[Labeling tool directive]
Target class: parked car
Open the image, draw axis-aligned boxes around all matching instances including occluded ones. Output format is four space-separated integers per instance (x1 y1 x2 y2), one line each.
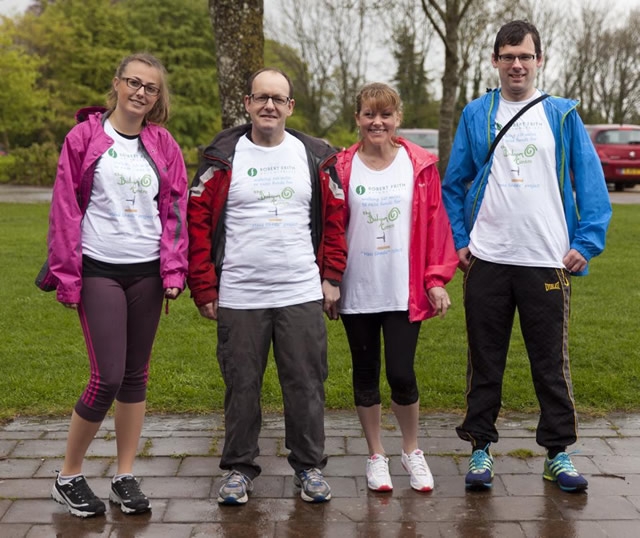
585 124 640 191
396 128 439 156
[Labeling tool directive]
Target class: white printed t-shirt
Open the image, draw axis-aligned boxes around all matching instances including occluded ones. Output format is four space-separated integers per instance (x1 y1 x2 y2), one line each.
469 90 569 267
82 120 161 263
218 133 322 309
339 147 413 313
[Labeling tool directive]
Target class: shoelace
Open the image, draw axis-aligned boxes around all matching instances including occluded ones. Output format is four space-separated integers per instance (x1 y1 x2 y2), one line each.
469 449 492 472
116 477 145 499
70 477 98 502
406 452 429 476
223 470 248 487
550 452 579 474
301 468 325 485
369 456 389 474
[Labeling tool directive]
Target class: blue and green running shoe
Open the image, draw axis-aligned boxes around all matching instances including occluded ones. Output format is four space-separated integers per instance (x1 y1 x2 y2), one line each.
543 452 588 492
465 444 494 490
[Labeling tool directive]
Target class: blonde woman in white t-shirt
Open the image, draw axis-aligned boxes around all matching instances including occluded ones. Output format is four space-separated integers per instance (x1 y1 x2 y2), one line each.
335 83 458 493
45 53 188 518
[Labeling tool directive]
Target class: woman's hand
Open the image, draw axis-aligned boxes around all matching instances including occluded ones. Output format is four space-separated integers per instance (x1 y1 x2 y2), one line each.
62 302 79 310
427 287 451 318
164 287 181 300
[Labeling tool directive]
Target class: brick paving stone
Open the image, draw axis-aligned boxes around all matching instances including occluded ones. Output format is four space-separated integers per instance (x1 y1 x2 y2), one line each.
0 440 18 458
137 476 212 498
191 522 276 537
26 522 111 537
177 456 222 477
111 523 194 538
0 459 41 479
591 456 640 474
255 456 295 476
0 433 42 440
435 521 527 537
0 499 11 519
10 440 66 458
3 419 69 432
33 457 111 479
520 520 608 538
106 456 181 477
608 414 640 429
617 429 640 437
146 437 213 457
489 438 546 456
323 429 363 438
2 500 70 523
324 436 346 456
324 456 367 477
576 429 621 438
587 475 640 495
0 478 56 499
605 437 640 456
319 497 405 522
597 520 640 538
572 438 615 456
628 495 640 512
369 474 509 498
493 455 537 474
552 495 640 520
86 438 147 458
0 524 31 537
456 495 564 522
248 475 285 498
578 418 617 429
275 520 359 537
501 474 579 496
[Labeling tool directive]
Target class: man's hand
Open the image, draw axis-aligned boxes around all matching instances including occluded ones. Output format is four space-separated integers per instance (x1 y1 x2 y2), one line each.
322 280 340 320
563 249 587 273
457 247 471 271
198 300 218 321
427 286 451 318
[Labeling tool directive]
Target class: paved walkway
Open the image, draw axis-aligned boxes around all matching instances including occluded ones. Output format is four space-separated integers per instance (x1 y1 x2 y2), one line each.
1 412 639 537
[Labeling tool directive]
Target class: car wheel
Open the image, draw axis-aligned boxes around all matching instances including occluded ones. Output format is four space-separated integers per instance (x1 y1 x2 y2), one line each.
614 183 625 192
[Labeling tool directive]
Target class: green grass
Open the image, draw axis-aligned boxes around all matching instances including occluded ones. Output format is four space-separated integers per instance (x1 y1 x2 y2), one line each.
0 203 638 420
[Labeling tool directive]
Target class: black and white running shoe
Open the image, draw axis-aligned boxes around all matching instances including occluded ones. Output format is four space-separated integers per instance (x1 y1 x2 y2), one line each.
51 475 106 518
109 476 151 514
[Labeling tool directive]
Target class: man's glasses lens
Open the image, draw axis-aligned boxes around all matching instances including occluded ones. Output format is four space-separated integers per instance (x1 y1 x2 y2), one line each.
498 54 536 64
252 94 290 106
124 77 160 96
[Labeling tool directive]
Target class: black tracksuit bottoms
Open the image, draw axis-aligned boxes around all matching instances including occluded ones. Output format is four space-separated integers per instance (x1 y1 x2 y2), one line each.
456 257 579 449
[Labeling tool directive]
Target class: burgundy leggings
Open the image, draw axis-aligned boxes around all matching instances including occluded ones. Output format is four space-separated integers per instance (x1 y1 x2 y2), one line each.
74 276 164 422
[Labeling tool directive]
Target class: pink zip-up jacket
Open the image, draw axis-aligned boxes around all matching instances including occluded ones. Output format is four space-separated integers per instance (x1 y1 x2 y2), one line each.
47 107 189 304
335 138 458 321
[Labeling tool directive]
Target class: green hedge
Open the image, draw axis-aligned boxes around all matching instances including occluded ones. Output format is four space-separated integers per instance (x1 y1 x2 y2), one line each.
0 143 59 186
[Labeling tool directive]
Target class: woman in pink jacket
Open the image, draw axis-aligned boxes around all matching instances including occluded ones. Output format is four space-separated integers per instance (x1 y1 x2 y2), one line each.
45 53 188 518
335 83 457 493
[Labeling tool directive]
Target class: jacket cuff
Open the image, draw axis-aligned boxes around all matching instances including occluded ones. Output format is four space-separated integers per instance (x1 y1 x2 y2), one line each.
321 268 343 283
192 287 218 308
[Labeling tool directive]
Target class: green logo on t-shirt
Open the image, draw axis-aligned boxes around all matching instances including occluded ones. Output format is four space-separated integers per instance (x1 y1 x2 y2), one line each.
248 167 258 177
355 185 366 195
140 174 152 187
108 148 118 158
495 122 503 132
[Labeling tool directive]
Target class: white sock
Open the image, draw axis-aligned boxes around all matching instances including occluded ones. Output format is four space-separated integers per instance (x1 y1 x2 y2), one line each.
112 473 134 483
57 473 82 485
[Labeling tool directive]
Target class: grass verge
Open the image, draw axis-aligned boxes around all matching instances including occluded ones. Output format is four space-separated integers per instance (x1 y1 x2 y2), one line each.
0 202 638 420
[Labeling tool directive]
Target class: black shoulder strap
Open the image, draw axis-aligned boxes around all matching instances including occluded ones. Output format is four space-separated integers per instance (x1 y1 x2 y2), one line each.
484 93 550 165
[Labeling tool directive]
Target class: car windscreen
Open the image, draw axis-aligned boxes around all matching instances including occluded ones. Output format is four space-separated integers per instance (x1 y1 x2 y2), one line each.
403 133 438 147
595 129 640 145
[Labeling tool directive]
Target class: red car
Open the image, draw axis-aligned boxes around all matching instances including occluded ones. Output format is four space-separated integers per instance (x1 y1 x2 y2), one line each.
585 124 640 191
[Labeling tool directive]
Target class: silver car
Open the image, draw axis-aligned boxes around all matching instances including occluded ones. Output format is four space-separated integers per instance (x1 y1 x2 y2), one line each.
396 128 439 156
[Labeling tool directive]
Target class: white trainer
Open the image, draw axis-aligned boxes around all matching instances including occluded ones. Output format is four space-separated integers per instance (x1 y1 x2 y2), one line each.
401 449 434 491
366 453 393 491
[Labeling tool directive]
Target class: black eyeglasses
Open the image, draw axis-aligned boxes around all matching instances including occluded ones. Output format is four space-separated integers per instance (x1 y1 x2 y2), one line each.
121 77 160 96
249 93 291 106
497 54 537 65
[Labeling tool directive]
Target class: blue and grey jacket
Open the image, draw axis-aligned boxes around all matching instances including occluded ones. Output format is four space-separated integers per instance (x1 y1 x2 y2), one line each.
442 89 612 275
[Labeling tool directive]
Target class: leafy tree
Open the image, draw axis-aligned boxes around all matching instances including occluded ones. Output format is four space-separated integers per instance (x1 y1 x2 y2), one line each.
0 23 48 149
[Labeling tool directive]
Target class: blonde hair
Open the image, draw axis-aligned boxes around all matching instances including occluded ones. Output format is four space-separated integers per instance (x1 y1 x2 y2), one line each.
106 53 170 125
355 82 403 120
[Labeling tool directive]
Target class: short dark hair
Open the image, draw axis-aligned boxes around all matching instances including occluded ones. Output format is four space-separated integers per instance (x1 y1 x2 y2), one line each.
494 20 542 58
246 67 294 98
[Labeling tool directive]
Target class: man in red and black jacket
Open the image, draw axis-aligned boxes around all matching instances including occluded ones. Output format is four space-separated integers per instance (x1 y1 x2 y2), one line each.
187 68 346 506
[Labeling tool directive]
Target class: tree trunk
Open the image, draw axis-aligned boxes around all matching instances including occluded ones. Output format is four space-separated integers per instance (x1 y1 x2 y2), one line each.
209 0 264 129
438 11 459 177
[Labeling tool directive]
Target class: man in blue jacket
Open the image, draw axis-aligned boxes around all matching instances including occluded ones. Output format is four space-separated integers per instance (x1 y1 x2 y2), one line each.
442 20 611 493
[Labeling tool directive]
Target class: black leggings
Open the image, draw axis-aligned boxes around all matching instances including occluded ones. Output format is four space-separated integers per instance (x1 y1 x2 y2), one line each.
341 311 421 407
74 276 164 422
